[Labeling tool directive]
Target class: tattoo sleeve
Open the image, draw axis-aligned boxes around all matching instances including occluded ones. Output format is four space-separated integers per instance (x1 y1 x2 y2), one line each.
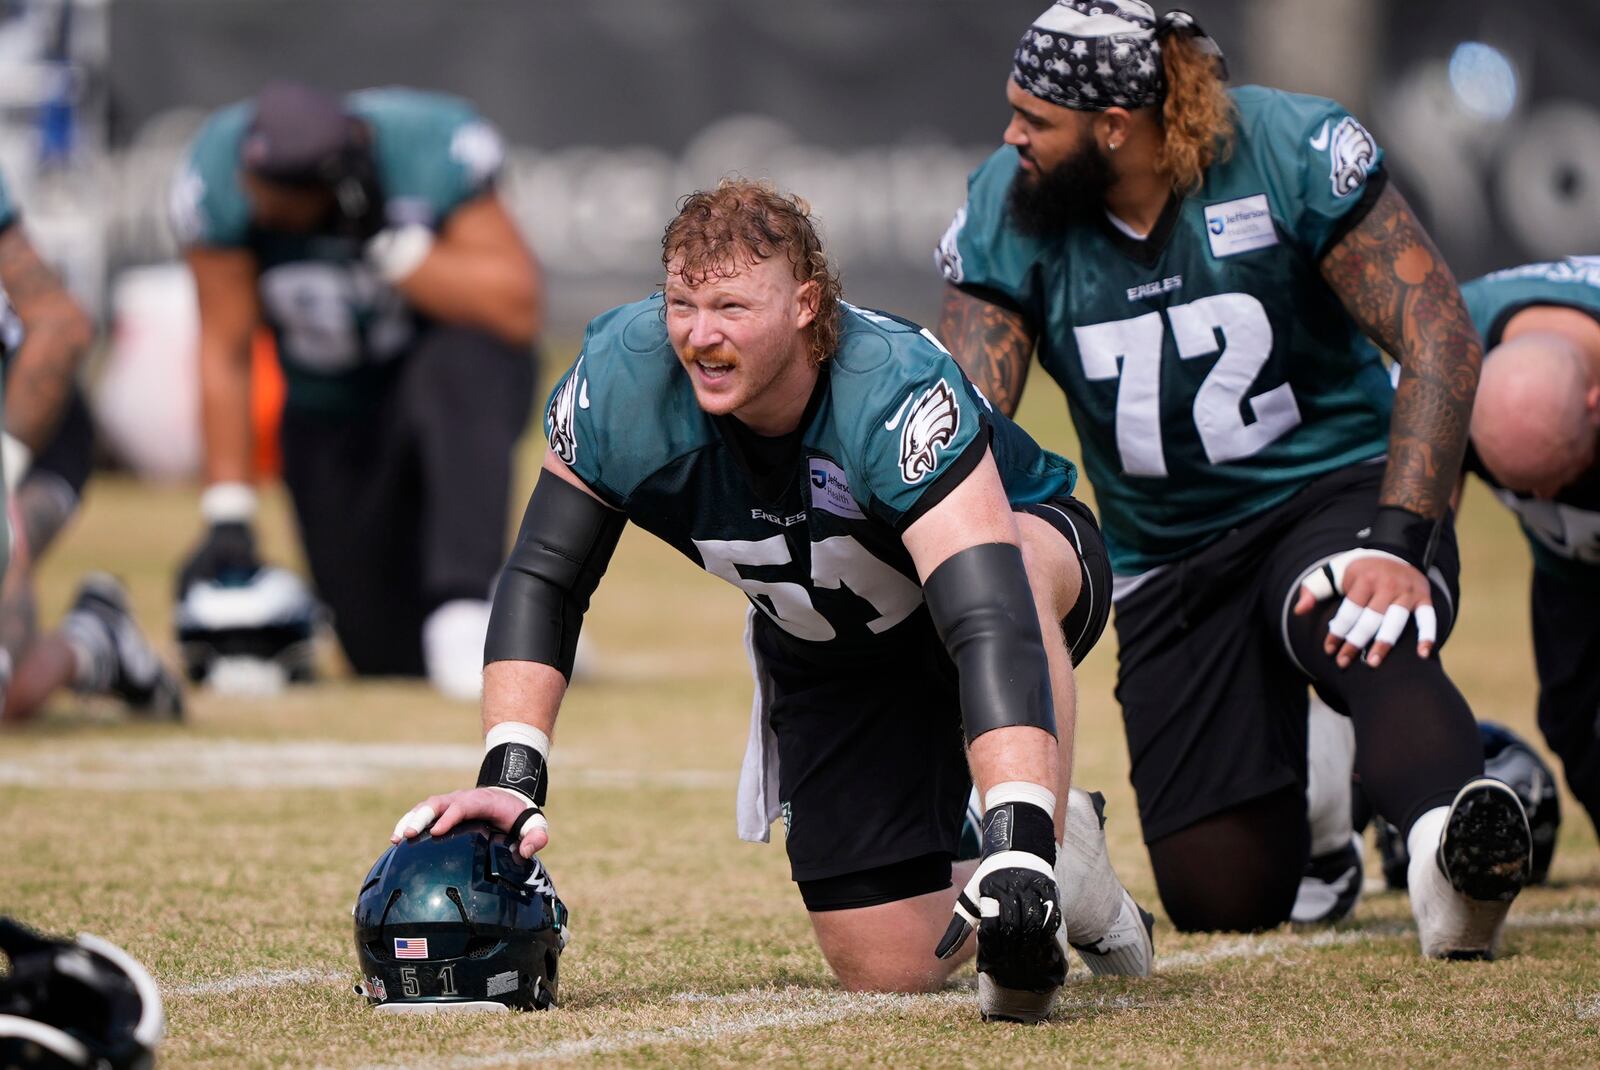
937 285 1036 419
1319 183 1482 519
0 227 91 450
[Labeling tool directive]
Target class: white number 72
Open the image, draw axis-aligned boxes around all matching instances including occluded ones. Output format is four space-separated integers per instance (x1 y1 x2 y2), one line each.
1073 292 1301 477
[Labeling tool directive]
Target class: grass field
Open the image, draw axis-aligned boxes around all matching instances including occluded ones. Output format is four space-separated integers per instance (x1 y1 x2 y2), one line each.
3 383 1599 1068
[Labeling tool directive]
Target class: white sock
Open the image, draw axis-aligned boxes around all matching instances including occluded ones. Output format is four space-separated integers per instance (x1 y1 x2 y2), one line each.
1407 806 1449 870
1056 788 1122 944
423 599 492 702
1305 696 1357 857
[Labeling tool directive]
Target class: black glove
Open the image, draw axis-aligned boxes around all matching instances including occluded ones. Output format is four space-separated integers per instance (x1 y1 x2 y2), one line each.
935 795 1065 994
176 520 261 597
327 145 387 244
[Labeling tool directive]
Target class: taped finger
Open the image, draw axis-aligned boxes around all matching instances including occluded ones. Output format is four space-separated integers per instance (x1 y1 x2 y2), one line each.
1415 604 1438 646
1375 603 1412 648
1345 607 1387 650
1327 598 1364 640
392 803 437 840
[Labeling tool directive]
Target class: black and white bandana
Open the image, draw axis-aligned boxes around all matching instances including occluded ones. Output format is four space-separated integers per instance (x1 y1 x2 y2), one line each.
1011 1 1224 111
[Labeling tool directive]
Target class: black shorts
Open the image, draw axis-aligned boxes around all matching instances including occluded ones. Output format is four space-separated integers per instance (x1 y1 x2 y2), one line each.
279 324 534 675
755 493 1108 911
1111 463 1462 844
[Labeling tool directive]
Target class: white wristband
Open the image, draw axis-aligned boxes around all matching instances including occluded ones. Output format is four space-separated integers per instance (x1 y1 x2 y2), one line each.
365 224 435 284
1 431 31 495
484 721 551 760
200 482 257 524
984 780 1058 818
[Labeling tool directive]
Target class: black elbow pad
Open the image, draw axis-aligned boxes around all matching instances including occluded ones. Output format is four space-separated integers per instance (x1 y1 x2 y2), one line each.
484 471 626 679
922 542 1055 742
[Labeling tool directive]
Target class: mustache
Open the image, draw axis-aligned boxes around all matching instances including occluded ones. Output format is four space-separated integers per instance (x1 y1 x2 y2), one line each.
683 345 739 365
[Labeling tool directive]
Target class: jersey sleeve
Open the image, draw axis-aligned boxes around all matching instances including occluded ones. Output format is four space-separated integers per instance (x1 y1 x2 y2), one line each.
359 90 505 225
852 347 991 529
1243 89 1386 259
542 297 691 510
935 147 1047 319
168 103 253 249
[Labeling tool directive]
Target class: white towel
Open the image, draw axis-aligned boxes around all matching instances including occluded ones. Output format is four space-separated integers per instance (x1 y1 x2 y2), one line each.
735 609 782 843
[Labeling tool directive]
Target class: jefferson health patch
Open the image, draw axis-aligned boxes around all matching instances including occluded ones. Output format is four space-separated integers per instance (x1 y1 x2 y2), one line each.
1205 194 1277 259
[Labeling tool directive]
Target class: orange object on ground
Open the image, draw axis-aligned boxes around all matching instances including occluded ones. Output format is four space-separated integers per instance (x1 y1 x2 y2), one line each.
251 328 285 478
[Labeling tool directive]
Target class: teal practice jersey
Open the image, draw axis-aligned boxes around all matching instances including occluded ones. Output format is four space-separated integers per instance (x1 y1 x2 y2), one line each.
1462 258 1600 588
940 86 1395 573
546 296 1077 651
171 88 505 411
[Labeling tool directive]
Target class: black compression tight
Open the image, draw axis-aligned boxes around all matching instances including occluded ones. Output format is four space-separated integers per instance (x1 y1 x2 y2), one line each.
1288 597 1482 838
1148 784 1309 933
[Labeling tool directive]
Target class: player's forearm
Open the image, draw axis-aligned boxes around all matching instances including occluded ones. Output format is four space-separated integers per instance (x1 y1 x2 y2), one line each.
937 286 1034 418
197 334 255 485
968 725 1060 808
1320 184 1481 520
481 660 564 741
394 245 541 348
3 301 91 450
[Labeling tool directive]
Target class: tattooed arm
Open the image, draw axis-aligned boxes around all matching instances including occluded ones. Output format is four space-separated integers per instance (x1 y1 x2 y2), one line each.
938 286 1037 418
1319 182 1481 520
0 225 92 452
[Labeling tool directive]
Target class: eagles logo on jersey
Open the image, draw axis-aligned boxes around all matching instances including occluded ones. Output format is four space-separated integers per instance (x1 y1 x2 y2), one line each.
547 354 584 465
898 379 961 484
1325 116 1377 198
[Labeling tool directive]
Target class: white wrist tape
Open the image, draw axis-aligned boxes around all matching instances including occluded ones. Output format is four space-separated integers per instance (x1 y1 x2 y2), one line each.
984 780 1058 819
200 482 257 524
1 431 31 495
365 224 435 284
484 721 551 760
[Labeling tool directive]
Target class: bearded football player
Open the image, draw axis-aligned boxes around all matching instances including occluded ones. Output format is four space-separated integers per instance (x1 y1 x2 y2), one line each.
394 180 1154 1022
935 1 1532 957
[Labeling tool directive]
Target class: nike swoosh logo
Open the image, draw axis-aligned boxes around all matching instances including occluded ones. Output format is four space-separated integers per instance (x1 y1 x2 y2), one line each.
578 379 590 409
1309 119 1331 151
884 393 914 431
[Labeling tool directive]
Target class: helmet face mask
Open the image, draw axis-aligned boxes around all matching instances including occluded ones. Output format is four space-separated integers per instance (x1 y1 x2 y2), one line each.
353 821 568 1013
0 918 165 1070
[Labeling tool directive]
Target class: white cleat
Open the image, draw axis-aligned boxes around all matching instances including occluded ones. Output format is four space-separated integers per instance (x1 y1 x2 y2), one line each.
1070 885 1155 977
1411 778 1532 960
1059 789 1156 978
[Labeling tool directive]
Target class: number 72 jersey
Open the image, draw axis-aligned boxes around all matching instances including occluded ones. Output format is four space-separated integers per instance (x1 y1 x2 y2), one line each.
940 86 1397 574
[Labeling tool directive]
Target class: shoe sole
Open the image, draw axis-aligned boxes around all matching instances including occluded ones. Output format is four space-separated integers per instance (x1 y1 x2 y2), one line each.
1439 778 1531 903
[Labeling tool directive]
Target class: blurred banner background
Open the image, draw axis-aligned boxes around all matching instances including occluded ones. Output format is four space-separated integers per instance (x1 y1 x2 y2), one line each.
0 0 1596 349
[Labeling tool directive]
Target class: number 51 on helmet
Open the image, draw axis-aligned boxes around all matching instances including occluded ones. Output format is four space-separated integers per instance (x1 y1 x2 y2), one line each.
353 820 569 1013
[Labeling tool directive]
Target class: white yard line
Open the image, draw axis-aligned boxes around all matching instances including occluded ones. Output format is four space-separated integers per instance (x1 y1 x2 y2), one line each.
0 739 733 791
166 967 349 997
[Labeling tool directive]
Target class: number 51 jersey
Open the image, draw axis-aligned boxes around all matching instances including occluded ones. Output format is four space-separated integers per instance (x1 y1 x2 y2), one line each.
545 295 1077 653
940 86 1396 575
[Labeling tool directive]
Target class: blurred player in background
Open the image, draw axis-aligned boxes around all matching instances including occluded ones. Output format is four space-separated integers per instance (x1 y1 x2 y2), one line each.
169 81 542 700
0 167 183 725
935 0 1530 957
394 181 1155 1023
1458 256 1600 842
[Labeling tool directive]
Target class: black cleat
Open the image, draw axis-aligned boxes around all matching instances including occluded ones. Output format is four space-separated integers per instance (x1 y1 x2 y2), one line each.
1292 833 1364 924
63 574 185 720
1438 778 1531 903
